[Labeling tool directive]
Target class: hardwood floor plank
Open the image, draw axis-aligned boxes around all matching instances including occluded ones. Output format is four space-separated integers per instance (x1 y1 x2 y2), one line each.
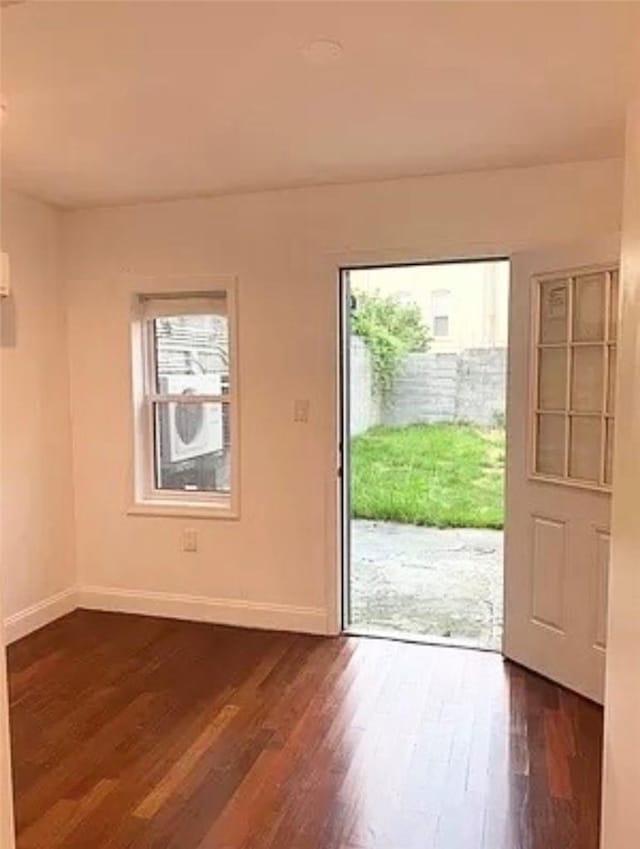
134 703 241 820
7 611 603 849
19 778 116 849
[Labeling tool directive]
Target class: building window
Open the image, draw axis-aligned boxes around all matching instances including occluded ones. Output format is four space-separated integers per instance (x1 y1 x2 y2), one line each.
431 289 451 337
132 288 237 515
532 266 618 491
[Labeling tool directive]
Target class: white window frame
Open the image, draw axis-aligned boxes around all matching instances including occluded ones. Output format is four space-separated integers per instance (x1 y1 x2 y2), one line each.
529 264 618 493
129 278 239 519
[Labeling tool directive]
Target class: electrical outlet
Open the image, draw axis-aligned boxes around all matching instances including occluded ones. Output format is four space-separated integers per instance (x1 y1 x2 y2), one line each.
294 399 310 423
183 528 198 553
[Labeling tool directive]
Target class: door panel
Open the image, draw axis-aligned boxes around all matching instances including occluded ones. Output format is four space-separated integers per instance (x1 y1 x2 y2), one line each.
505 238 619 704
593 529 610 652
531 515 567 632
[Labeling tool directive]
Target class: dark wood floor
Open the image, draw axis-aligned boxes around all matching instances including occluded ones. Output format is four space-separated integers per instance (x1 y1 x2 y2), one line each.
7 611 603 849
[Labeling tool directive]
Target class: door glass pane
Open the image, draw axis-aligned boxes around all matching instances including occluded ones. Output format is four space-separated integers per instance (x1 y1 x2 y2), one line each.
154 401 231 493
538 348 567 410
605 419 615 485
571 346 603 412
573 272 605 342
569 416 601 482
536 414 566 477
607 346 617 414
539 278 569 343
609 270 619 341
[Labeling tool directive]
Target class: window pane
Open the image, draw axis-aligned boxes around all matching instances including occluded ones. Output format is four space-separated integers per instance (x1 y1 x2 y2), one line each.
609 270 619 341
536 414 565 477
153 311 229 395
433 315 449 337
573 272 605 342
154 401 231 493
605 419 615 485
571 346 603 413
539 278 569 343
607 346 617 415
569 416 601 483
538 348 567 410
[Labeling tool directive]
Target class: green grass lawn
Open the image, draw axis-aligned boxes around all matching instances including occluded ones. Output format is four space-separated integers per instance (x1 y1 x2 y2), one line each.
351 423 505 529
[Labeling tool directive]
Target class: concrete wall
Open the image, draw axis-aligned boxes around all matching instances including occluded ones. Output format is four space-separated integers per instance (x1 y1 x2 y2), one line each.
351 341 506 431
454 348 507 426
350 336 380 436
385 352 457 425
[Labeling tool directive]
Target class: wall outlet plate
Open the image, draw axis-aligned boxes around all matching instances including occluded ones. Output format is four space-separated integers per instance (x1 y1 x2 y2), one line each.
294 399 310 423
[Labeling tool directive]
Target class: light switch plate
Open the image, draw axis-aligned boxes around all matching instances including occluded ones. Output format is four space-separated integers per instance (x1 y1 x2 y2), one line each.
0 252 9 297
183 528 198 553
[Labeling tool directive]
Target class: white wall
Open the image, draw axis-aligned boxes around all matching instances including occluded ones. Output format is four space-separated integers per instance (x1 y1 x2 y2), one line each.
0 188 76 848
601 99 640 849
62 158 623 632
1 190 76 640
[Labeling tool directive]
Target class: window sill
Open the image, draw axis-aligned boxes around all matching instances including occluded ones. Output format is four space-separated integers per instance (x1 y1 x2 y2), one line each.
127 499 238 520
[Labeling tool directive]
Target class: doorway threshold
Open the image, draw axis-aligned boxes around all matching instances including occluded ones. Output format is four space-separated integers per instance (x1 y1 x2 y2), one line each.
343 624 502 655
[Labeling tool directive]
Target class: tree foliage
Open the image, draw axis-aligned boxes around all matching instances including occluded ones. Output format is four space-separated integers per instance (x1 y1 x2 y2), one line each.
352 290 430 398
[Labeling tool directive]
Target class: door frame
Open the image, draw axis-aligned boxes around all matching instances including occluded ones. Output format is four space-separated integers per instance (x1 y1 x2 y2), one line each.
338 268 353 630
338 255 511 640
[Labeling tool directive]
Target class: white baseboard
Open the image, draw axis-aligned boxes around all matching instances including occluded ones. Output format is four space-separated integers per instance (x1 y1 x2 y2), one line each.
3 586 330 644
77 586 330 635
3 587 78 645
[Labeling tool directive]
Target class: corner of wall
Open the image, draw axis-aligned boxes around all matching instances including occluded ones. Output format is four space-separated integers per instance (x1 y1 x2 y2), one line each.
1 189 79 640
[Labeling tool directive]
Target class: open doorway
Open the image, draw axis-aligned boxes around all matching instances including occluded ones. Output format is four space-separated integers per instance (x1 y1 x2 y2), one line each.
341 259 510 650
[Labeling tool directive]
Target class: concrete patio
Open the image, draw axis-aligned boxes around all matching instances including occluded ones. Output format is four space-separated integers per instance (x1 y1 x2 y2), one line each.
349 520 503 650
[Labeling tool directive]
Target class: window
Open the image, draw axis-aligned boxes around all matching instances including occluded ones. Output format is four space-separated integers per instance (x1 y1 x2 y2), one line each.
532 266 618 490
431 289 451 337
131 288 237 515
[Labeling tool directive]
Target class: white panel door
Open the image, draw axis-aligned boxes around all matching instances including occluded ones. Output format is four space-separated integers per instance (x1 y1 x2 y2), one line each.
504 238 619 704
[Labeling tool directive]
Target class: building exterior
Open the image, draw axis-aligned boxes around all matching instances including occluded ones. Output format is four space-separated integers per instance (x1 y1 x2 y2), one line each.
350 260 509 353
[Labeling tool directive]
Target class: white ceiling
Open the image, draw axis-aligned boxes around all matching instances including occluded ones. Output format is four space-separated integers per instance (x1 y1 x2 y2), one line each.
1 1 637 208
